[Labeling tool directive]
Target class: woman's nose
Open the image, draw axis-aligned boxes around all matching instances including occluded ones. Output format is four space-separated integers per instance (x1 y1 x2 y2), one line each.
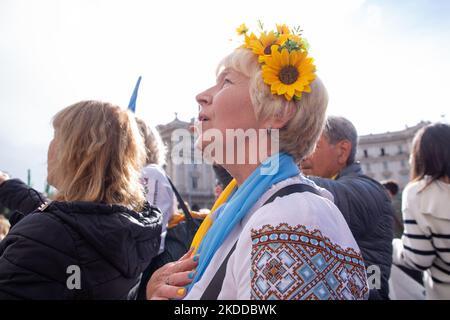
196 90 212 107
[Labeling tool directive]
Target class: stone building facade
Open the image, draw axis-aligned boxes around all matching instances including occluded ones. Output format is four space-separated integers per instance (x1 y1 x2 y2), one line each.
356 121 430 189
156 116 216 210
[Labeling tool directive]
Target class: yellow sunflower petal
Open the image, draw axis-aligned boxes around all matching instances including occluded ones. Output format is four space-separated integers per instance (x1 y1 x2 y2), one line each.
293 81 305 91
271 82 283 93
260 31 276 45
262 71 280 83
287 86 296 98
262 71 281 85
278 34 289 46
243 32 257 49
266 46 282 68
289 51 301 66
280 48 290 65
262 69 280 86
250 41 264 55
276 24 290 35
262 63 281 74
284 92 293 101
278 84 288 94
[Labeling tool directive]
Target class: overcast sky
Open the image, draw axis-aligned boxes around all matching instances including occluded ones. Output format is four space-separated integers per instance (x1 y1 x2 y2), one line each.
1 0 449 190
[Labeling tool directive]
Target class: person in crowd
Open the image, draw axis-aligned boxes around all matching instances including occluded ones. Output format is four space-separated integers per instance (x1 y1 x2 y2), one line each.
301 116 394 300
0 100 162 299
212 163 233 199
381 179 423 288
136 117 177 254
0 214 10 241
382 180 399 200
382 180 404 238
392 123 450 300
145 23 368 300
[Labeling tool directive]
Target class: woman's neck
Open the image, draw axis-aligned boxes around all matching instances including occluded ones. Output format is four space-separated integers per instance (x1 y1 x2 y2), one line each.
223 163 259 186
220 147 278 186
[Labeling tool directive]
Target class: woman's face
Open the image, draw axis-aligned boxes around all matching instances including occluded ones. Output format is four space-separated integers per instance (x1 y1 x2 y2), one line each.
47 130 60 188
195 68 263 160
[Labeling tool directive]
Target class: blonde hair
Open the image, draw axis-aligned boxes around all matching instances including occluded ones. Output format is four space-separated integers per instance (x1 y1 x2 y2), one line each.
218 48 328 163
0 216 10 241
135 117 166 166
51 100 146 210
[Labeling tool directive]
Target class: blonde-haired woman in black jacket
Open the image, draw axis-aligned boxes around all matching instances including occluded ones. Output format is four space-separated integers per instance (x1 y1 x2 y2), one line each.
0 100 162 299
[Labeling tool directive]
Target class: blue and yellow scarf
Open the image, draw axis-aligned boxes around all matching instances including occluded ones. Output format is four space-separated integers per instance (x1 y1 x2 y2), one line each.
189 152 299 289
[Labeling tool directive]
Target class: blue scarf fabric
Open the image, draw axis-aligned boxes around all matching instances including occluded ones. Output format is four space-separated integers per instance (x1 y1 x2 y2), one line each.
189 152 300 289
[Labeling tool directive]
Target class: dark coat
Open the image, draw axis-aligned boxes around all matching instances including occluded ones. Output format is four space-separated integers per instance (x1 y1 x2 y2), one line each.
309 163 394 300
0 179 162 300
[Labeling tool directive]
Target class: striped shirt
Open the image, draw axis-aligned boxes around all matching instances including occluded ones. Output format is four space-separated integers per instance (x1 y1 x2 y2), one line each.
393 178 450 300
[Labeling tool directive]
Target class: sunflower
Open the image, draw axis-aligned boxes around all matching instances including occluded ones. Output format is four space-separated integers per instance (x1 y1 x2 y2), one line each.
236 23 249 35
241 32 257 49
261 46 316 101
276 24 291 35
249 31 286 62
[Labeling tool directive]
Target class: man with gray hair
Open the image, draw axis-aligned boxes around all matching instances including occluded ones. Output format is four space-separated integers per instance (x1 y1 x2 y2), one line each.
301 116 394 300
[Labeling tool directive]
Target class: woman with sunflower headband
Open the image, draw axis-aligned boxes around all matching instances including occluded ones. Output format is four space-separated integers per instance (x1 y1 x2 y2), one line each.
146 23 368 300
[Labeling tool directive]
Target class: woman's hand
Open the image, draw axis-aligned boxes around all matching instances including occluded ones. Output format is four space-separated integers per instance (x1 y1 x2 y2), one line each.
0 171 10 186
146 248 199 300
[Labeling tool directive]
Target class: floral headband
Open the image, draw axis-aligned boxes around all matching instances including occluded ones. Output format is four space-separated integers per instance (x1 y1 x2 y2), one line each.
236 22 316 102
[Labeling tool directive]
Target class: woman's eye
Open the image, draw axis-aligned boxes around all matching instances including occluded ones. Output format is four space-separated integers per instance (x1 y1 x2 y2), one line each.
223 78 232 85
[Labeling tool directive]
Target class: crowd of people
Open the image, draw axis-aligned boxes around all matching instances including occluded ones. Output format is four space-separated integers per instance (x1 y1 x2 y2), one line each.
0 23 449 300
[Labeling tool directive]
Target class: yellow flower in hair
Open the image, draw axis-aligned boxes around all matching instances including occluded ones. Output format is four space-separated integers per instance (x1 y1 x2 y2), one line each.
276 24 291 35
286 33 303 45
241 32 258 49
261 46 316 101
236 23 249 35
249 31 285 62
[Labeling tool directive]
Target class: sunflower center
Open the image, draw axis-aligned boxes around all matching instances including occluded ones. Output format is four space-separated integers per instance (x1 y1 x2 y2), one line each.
279 65 299 85
264 42 276 55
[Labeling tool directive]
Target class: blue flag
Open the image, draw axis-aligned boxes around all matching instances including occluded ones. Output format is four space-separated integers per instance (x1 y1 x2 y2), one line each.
128 76 142 113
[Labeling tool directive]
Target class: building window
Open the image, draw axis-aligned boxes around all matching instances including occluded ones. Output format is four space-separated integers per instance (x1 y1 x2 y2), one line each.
398 145 403 154
401 159 406 168
365 163 371 172
192 176 198 189
383 161 389 170
364 150 368 158
380 148 386 156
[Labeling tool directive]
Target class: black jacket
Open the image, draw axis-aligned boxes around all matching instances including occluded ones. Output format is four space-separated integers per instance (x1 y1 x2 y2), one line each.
0 179 162 300
309 163 394 300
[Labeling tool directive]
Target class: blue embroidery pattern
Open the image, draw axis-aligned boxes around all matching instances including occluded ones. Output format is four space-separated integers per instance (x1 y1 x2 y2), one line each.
251 224 368 300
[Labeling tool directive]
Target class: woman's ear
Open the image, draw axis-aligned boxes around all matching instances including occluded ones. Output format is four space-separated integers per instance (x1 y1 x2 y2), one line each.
268 100 296 129
272 101 296 129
